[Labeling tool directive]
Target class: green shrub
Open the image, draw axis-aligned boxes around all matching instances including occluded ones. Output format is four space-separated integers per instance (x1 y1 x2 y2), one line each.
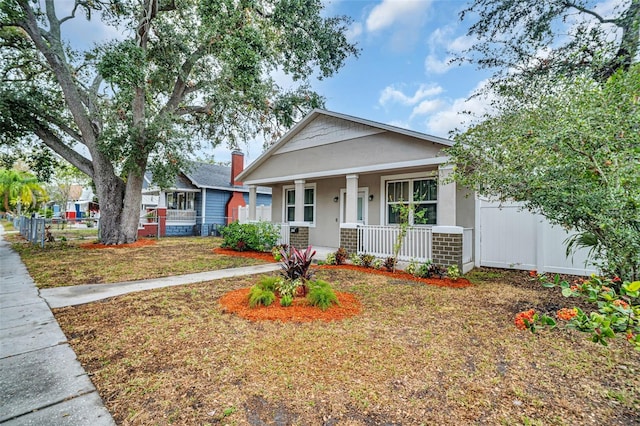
280 294 293 307
220 221 280 252
257 276 279 292
350 253 362 266
248 285 275 308
276 278 301 299
446 265 461 280
325 252 337 265
307 279 338 311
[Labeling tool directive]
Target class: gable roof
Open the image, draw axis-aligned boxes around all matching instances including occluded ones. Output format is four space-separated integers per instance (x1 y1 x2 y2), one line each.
237 109 453 184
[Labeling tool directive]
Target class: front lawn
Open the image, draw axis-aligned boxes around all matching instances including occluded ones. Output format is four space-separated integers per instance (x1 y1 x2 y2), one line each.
54 268 640 425
9 236 270 288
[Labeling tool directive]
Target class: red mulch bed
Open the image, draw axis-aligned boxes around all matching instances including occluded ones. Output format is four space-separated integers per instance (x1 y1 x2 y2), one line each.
80 239 157 249
315 264 472 288
213 247 277 262
219 288 361 322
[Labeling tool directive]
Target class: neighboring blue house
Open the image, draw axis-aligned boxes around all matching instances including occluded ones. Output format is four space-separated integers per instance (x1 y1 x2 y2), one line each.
141 151 272 237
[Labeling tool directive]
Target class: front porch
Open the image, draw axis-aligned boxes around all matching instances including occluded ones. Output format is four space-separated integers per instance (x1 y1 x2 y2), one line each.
276 222 474 273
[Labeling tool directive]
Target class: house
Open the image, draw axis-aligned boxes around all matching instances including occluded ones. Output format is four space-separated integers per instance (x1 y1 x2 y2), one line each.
140 151 272 237
236 109 475 273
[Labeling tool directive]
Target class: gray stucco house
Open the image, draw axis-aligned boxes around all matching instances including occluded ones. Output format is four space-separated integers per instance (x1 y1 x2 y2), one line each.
236 109 475 272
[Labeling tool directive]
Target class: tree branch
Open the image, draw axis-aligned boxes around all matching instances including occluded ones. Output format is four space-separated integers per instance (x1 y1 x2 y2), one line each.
563 1 617 24
33 124 94 178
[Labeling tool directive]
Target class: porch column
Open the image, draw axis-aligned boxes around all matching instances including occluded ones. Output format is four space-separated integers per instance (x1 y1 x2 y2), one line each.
437 165 456 226
248 185 257 221
294 179 306 223
345 174 359 224
157 190 166 208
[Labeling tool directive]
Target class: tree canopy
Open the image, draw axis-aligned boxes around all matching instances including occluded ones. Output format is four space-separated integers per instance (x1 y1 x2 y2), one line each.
0 168 48 213
448 65 640 280
0 0 358 244
458 0 640 85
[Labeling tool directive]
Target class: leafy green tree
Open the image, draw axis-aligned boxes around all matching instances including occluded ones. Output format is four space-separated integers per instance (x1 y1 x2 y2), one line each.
0 0 357 244
0 168 48 213
459 0 639 84
448 66 640 280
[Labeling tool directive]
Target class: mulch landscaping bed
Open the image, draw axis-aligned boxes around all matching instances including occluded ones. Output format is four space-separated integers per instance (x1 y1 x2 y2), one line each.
316 264 472 288
219 288 361 322
80 238 157 249
213 247 277 262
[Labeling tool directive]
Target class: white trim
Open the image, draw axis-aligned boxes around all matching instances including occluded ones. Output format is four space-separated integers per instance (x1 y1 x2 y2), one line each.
242 156 449 186
282 183 317 225
432 225 463 234
339 223 359 229
379 171 439 226
201 190 206 225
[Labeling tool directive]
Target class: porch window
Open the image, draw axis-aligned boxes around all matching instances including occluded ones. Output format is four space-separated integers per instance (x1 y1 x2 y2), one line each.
284 186 315 223
166 192 195 210
386 178 437 225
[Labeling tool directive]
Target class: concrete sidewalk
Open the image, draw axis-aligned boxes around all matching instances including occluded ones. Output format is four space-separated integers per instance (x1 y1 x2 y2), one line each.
0 225 115 425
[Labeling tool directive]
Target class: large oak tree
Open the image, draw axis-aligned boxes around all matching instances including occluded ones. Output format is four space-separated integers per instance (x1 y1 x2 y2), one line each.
0 0 357 244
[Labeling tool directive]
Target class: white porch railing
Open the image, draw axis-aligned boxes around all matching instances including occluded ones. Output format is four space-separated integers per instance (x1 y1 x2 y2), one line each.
278 223 290 246
166 209 196 223
237 205 272 223
357 225 432 262
463 228 473 264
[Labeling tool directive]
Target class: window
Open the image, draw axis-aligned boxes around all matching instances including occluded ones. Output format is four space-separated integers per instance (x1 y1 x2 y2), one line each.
166 192 195 210
284 185 315 223
386 178 437 225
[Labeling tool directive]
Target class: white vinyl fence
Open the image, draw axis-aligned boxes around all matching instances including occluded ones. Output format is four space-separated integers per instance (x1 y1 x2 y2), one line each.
237 205 271 223
477 199 597 276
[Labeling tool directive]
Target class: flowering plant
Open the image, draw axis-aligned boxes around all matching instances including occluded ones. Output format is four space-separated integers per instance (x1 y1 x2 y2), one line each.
517 274 640 350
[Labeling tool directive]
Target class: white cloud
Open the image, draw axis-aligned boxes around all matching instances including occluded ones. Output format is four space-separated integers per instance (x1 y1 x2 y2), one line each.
423 79 496 137
379 83 443 106
366 0 432 33
410 98 444 118
424 54 454 74
346 22 363 41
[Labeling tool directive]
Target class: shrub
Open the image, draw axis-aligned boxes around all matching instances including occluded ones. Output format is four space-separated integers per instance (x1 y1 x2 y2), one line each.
248 285 275 308
257 276 279 292
446 265 461 280
372 259 383 270
271 244 288 261
220 221 281 252
359 253 375 268
350 253 362 266
307 279 338 311
279 245 316 283
276 278 302 299
280 294 293 307
334 247 348 265
325 252 337 265
383 256 396 271
405 259 418 275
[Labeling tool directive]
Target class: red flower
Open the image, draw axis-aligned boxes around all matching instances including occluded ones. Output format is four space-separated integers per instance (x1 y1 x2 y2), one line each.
515 309 536 330
557 308 578 321
627 331 635 341
570 285 579 292
612 276 621 283
529 270 537 277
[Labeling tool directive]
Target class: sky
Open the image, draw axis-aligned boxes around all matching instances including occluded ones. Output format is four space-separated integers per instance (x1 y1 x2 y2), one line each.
59 0 621 165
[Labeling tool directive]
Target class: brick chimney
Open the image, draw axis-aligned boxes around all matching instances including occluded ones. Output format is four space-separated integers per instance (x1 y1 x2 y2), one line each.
230 150 244 187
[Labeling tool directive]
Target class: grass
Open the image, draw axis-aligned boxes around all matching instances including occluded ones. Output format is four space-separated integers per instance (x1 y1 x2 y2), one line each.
7 235 269 288
52 268 640 425
7 233 639 424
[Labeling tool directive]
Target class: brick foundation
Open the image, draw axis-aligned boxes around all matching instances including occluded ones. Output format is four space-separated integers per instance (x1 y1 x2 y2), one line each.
289 226 309 249
432 232 463 270
339 227 358 255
